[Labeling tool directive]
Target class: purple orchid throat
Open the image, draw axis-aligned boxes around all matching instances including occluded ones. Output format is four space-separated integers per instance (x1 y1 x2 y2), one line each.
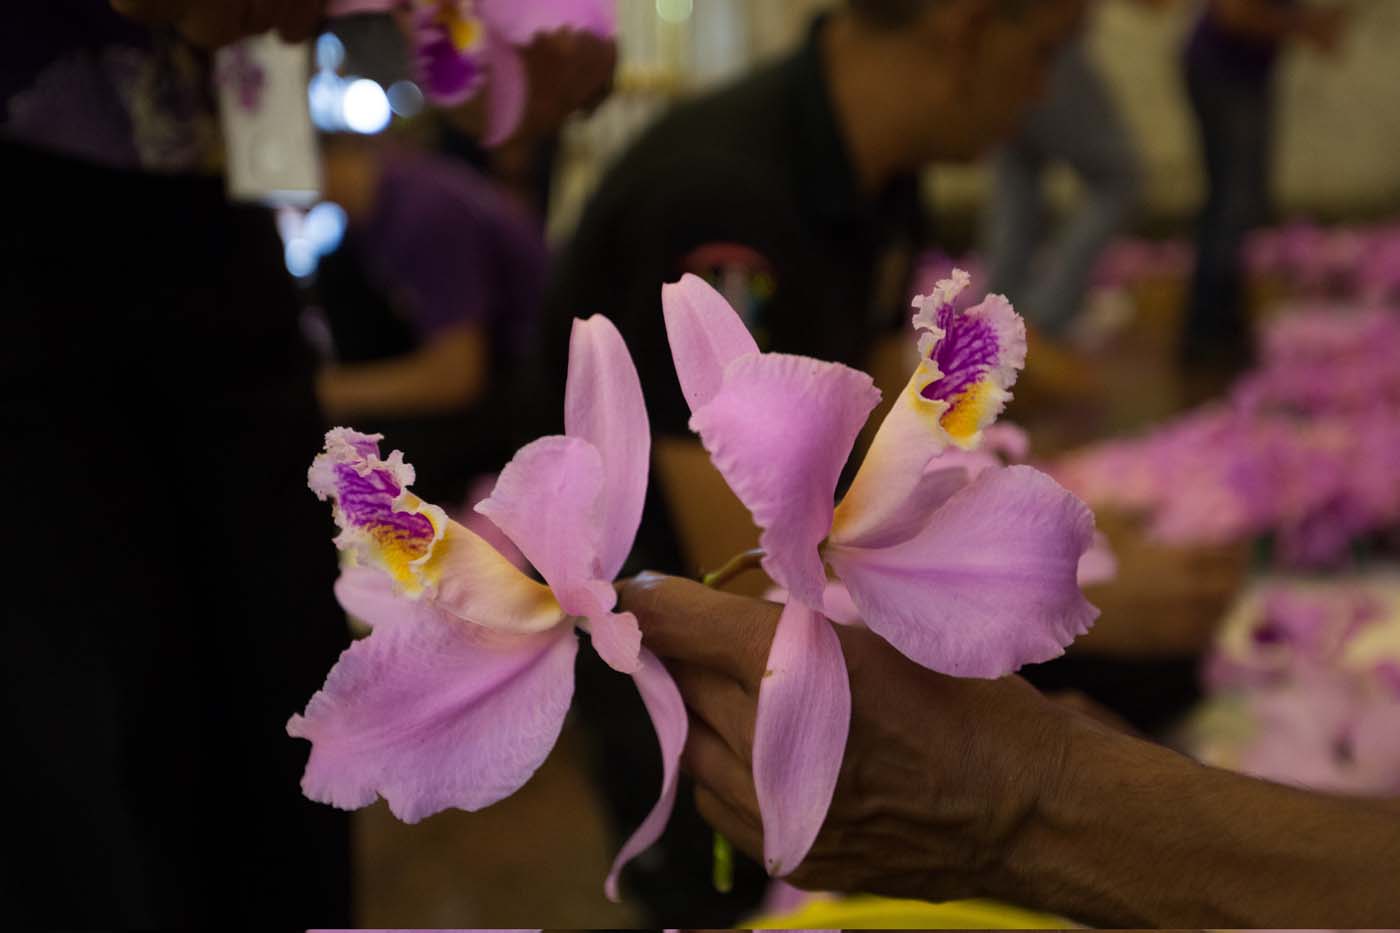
332 462 435 548
921 301 1001 403
419 31 485 99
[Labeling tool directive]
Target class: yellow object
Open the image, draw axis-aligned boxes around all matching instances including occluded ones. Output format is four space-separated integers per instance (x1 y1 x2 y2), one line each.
751 893 1075 930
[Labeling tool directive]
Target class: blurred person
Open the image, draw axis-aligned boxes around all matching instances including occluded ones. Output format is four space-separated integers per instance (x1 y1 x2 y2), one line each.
1181 0 1348 387
532 0 1087 922
1 0 343 925
621 574 1400 929
313 135 551 505
983 0 1171 362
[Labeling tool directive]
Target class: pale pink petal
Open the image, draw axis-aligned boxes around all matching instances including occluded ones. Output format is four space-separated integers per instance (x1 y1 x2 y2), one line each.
754 601 851 876
830 361 953 549
821 580 862 626
690 353 879 607
475 435 605 597
333 564 407 630
565 315 650 580
478 0 617 45
662 273 761 412
828 465 1098 678
604 649 687 901
427 522 567 634
481 38 527 147
562 579 642 675
288 605 578 822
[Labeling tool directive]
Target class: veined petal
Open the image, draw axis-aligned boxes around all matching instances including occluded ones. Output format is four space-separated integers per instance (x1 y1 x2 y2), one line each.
662 273 761 412
754 601 851 876
475 435 607 597
309 428 448 598
565 315 651 580
480 38 527 146
918 292 1027 450
690 353 879 607
604 649 687 902
831 359 955 549
828 465 1097 678
333 564 411 631
288 603 578 822
478 0 617 45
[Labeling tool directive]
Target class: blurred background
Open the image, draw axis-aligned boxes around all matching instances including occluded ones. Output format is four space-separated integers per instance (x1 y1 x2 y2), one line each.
5 0 1398 928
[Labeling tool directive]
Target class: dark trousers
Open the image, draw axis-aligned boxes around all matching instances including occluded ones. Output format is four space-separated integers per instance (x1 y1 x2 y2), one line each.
1183 61 1275 367
1 143 351 927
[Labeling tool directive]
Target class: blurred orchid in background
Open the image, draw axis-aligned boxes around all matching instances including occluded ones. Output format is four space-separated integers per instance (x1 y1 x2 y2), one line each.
288 315 681 902
328 0 615 143
663 271 1099 875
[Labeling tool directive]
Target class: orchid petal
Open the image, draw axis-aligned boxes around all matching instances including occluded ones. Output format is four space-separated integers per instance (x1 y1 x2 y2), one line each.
288 604 578 822
309 428 447 597
662 274 761 412
426 521 568 633
828 465 1098 678
754 601 851 876
478 0 617 45
917 293 1027 449
565 315 651 580
830 357 959 546
476 435 606 596
563 579 642 675
690 353 878 606
333 564 407 631
604 649 687 901
481 38 527 146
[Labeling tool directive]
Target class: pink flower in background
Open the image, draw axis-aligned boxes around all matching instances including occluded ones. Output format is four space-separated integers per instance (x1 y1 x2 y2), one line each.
289 315 681 902
664 271 1098 875
329 0 615 144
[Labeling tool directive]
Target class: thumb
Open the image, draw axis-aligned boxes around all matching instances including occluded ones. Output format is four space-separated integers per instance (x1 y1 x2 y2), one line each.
618 573 778 688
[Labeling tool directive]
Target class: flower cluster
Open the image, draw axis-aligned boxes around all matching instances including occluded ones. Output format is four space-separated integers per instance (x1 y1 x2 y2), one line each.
328 0 614 143
1184 574 1400 796
1055 307 1400 569
288 271 1101 892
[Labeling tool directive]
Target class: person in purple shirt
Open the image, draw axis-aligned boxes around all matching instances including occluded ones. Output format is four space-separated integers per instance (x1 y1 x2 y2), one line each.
1181 0 1346 387
313 136 553 505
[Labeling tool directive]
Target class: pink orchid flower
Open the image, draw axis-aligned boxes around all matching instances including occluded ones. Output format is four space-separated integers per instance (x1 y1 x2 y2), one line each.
329 0 614 144
287 316 681 902
663 271 1099 875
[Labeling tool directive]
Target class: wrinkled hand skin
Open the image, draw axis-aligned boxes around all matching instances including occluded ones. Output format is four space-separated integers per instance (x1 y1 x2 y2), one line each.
110 0 326 48
618 573 1073 903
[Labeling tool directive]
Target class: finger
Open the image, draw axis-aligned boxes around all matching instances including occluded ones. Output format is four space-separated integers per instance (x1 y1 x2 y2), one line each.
694 785 763 861
672 662 756 764
619 573 777 687
684 717 761 821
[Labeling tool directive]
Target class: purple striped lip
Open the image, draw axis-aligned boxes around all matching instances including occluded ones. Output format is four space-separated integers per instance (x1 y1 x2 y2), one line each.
920 302 1000 404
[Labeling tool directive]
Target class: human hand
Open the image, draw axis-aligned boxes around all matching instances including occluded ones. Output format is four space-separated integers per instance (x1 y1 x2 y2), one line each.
1298 6 1348 55
619 573 1074 901
110 0 327 48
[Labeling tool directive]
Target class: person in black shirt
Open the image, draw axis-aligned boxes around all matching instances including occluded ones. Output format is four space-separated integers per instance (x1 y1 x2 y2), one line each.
534 0 1088 923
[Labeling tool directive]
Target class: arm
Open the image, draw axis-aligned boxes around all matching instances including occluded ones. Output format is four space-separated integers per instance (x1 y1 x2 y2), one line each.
110 0 325 47
1210 0 1347 50
621 575 1400 928
316 322 488 420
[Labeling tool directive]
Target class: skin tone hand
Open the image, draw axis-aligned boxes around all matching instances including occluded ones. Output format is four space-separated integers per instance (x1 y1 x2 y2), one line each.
619 573 1067 903
109 0 326 48
621 573 1400 928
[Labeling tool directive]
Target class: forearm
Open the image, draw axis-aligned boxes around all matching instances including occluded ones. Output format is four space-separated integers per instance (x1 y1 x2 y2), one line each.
996 718 1400 927
318 354 482 419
